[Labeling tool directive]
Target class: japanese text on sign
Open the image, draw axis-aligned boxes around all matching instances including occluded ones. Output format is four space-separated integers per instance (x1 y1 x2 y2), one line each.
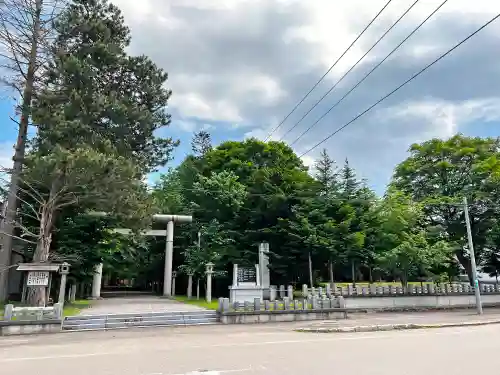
237 267 256 283
26 271 49 286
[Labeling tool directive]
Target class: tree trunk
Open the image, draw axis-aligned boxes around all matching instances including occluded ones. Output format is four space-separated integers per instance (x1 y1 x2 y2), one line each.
401 272 409 291
368 266 373 283
328 259 334 285
26 211 53 306
0 0 44 301
26 179 58 306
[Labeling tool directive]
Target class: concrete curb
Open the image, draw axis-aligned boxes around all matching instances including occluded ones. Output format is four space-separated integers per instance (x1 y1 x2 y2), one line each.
295 319 500 333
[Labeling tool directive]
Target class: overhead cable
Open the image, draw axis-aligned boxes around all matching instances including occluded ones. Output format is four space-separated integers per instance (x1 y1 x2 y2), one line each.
290 0 448 147
299 13 500 157
263 0 394 141
280 0 423 142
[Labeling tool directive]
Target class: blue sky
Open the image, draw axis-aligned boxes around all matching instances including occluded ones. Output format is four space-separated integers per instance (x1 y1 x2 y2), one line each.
1 0 499 195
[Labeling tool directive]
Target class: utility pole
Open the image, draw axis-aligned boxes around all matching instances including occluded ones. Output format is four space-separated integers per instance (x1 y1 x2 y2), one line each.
196 231 201 300
463 197 483 315
308 252 313 287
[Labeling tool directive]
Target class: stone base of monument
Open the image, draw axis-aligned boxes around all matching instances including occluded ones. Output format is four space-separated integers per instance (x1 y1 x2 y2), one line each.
229 264 265 303
229 283 264 303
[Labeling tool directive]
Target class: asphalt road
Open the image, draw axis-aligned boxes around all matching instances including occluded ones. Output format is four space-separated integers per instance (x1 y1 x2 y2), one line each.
1 323 499 375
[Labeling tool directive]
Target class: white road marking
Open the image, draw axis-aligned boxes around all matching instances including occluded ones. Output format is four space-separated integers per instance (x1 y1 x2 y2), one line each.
141 368 253 375
173 368 252 375
0 325 497 363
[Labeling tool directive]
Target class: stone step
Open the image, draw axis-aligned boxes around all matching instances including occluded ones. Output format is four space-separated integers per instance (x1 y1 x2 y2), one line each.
65 310 217 321
62 310 219 331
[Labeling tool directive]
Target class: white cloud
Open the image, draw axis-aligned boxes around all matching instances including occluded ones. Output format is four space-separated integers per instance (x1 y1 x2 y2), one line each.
379 97 500 140
0 142 14 170
0 142 14 191
300 155 315 168
176 119 197 133
110 0 500 190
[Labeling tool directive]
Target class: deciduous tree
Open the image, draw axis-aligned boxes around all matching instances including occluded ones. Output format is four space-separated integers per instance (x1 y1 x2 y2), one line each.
392 134 500 281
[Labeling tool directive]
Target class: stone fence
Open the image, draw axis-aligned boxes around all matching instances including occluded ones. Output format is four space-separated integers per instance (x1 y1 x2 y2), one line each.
300 283 500 311
302 283 500 298
3 303 63 321
218 296 347 324
1 304 63 336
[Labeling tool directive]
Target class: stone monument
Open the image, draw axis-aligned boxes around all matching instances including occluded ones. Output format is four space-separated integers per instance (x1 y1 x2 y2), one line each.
258 242 271 298
229 263 263 303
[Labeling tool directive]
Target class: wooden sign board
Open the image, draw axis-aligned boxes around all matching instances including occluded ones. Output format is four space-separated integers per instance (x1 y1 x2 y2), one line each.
26 271 49 286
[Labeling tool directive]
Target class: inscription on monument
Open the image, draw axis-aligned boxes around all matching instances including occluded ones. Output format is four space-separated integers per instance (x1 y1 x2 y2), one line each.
237 267 256 283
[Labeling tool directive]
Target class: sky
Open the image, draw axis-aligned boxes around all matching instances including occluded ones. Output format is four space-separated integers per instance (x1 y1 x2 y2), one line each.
0 0 499 194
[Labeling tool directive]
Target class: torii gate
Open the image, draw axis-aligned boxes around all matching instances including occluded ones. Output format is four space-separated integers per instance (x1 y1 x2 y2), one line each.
90 213 192 298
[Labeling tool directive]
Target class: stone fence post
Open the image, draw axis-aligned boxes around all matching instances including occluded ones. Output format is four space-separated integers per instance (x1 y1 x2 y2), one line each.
4 304 13 320
302 284 308 297
53 303 63 320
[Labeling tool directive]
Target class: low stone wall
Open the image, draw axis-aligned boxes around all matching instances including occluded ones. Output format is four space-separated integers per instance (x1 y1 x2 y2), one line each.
298 283 500 311
218 296 348 324
2 303 63 336
3 303 63 320
343 293 500 310
0 320 62 336
303 282 500 299
220 309 347 324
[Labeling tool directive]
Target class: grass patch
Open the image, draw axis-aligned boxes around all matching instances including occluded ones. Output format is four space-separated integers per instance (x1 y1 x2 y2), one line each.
173 295 219 310
63 299 91 317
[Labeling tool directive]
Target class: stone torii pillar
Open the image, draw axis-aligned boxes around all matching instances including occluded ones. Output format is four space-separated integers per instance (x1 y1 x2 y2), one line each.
89 212 193 298
154 215 193 297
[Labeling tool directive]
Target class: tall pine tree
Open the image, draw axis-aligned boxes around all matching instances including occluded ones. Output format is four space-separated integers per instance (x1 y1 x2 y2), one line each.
314 149 339 196
191 130 213 157
23 0 177 305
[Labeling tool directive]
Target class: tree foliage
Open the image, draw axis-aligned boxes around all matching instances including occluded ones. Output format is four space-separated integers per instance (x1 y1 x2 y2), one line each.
5 2 499 304
392 134 500 279
10 0 177 305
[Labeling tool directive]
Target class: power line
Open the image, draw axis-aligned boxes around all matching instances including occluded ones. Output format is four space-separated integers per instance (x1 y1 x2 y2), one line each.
263 0 394 141
289 0 448 147
279 0 422 143
299 13 500 158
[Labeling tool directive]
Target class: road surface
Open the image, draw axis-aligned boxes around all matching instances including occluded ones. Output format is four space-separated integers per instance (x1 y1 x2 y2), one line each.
1 322 499 374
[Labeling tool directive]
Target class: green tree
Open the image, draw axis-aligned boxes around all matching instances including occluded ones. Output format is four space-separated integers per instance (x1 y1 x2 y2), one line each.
0 0 63 301
20 0 177 305
185 170 246 274
375 190 452 286
483 223 500 282
20 147 152 305
314 149 339 195
191 130 212 157
163 138 316 286
340 159 360 200
337 160 372 285
152 168 187 214
392 134 500 281
179 219 232 286
34 0 177 173
190 170 247 222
